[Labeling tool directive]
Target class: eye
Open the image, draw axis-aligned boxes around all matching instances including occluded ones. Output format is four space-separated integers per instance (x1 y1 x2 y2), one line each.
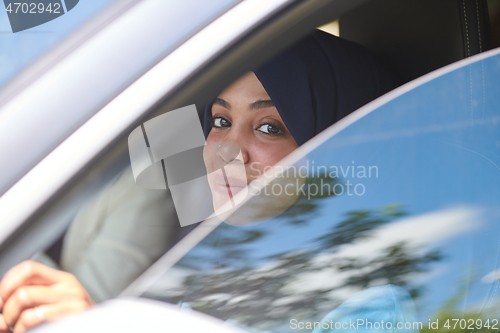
212 116 231 128
257 123 283 135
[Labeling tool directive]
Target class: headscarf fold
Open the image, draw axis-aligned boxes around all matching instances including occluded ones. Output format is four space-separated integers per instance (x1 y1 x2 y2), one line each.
204 29 398 146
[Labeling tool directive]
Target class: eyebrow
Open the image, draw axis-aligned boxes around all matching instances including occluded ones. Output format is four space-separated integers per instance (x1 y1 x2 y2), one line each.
250 99 274 110
213 98 275 110
213 98 230 108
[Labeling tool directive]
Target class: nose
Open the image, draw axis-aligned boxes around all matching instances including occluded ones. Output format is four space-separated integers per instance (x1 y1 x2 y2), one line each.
217 142 241 163
215 124 250 164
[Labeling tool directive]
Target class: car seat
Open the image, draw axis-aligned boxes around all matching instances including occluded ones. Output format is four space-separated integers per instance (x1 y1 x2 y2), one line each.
340 0 492 83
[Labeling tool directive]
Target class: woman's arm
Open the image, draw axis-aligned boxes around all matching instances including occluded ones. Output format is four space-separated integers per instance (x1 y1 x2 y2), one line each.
0 261 93 333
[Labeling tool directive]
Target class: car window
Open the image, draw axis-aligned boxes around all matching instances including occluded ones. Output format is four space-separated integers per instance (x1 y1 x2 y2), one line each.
134 50 500 332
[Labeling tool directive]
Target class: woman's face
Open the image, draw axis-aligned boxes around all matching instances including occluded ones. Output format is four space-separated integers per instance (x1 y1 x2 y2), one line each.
204 72 299 212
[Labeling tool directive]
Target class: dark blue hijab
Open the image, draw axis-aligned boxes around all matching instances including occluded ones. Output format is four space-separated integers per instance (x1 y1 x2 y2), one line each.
204 30 398 146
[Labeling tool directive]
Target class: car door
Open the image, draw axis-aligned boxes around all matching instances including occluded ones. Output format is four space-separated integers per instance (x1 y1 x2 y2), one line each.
0 0 498 332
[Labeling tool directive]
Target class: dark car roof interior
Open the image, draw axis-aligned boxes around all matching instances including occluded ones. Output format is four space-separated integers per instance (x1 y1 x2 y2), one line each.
340 0 493 83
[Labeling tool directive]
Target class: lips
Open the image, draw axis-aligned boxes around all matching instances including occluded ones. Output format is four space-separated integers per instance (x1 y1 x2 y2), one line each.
211 174 246 196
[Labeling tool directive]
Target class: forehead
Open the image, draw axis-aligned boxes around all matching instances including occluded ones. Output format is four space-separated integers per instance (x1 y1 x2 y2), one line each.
217 72 271 102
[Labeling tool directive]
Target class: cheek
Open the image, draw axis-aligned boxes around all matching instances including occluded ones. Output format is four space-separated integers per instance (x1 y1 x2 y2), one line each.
206 130 224 142
204 134 217 171
247 141 297 178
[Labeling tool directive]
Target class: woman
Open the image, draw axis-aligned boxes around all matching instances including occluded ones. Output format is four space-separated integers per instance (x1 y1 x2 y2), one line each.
0 30 397 333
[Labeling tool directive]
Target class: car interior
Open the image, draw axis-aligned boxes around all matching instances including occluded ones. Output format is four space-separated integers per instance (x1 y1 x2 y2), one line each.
0 0 499 325
340 0 493 83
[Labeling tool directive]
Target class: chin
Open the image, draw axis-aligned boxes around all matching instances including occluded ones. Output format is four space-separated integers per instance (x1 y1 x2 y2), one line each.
214 173 306 226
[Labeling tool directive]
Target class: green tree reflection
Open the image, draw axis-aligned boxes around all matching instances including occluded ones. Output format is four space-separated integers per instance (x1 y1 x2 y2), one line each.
150 194 443 330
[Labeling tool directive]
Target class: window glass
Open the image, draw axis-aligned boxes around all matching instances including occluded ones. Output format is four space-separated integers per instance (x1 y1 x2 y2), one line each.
139 52 500 332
